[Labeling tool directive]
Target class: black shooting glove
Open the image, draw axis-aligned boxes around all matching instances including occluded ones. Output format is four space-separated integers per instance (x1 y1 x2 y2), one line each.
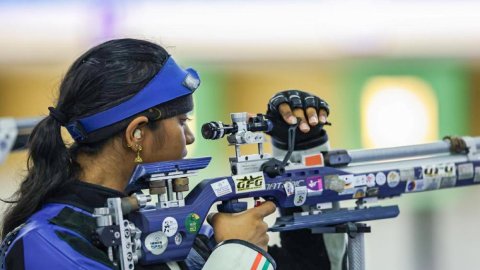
266 90 330 151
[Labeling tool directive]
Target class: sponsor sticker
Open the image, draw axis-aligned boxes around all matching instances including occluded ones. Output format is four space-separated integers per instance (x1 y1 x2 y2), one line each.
284 181 295 196
366 187 379 197
339 174 355 195
366 173 376 187
422 165 441 190
475 167 480 183
440 176 457 188
233 172 265 194
185 213 201 234
294 186 308 206
324 175 345 193
440 163 457 188
162 217 178 237
174 232 183 245
353 187 367 199
458 163 474 180
145 231 168 255
354 175 367 187
387 171 400 188
340 174 355 189
210 179 233 197
405 180 425 193
400 168 415 181
376 172 387 186
306 176 323 193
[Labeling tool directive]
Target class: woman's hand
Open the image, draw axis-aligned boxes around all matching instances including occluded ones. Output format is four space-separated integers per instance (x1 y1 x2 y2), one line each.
207 201 276 251
266 90 330 150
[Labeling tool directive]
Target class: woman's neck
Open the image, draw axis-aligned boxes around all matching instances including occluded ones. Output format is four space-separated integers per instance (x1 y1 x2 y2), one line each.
76 141 135 192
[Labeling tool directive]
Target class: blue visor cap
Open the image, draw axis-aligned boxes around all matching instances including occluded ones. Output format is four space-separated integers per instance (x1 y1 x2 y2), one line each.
66 57 200 142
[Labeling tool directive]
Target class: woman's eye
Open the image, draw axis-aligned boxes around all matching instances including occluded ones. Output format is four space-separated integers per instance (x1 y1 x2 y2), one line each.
180 117 192 125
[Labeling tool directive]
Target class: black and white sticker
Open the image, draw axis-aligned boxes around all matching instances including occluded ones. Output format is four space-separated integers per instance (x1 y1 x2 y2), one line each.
440 163 457 188
376 172 387 186
422 165 441 190
354 175 367 187
458 163 474 180
162 217 178 237
400 168 415 181
145 231 168 255
211 179 233 197
294 186 308 206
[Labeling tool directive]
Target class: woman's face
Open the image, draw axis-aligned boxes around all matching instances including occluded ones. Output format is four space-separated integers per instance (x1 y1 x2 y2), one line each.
141 113 195 162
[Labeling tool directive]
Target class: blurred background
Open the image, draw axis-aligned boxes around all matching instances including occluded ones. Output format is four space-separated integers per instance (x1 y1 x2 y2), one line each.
1 0 480 269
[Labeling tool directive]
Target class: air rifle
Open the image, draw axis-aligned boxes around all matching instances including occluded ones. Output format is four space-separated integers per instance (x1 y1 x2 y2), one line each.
88 112 479 269
0 117 43 164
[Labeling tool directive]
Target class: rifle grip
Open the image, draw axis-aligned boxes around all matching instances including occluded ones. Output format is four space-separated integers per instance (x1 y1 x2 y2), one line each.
217 199 248 213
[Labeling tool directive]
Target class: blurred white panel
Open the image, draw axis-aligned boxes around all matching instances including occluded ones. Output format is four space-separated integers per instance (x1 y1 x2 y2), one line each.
0 2 109 63
122 0 480 60
1 0 480 61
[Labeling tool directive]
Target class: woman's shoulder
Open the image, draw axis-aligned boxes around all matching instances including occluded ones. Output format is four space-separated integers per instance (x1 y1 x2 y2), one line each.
2 204 114 270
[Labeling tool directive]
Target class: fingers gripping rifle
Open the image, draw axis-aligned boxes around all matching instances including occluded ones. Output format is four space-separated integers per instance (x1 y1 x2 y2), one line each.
94 112 480 269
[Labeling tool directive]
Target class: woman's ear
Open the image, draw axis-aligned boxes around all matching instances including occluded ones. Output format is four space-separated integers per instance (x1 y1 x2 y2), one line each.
125 116 149 148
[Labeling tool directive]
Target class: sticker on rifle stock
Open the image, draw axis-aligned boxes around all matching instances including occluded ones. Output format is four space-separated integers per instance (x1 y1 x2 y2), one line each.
366 173 376 187
185 213 201 234
233 172 265 194
405 180 425 193
475 167 480 182
400 168 415 181
294 186 308 206
458 163 474 180
306 176 323 193
354 175 367 187
174 232 183 245
162 217 178 237
284 181 295 196
353 187 367 199
145 231 168 255
324 175 344 193
211 179 233 197
387 171 400 188
422 165 441 190
439 163 456 188
339 174 355 195
375 172 386 186
366 187 379 197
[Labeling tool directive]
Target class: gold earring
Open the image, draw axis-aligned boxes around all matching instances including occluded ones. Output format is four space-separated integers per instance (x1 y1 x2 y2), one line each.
134 144 143 163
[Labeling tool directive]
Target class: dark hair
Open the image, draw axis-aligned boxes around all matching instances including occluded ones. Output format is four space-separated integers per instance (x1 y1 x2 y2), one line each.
1 38 169 237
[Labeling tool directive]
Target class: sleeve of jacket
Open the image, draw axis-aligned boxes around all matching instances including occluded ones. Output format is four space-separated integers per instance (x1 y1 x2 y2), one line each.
202 240 276 270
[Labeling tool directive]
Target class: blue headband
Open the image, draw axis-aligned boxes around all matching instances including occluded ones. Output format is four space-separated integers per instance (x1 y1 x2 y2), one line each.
66 57 200 142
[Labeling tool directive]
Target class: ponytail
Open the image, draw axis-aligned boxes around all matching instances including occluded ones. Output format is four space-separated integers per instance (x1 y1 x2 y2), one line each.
1 38 169 238
2 116 73 237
